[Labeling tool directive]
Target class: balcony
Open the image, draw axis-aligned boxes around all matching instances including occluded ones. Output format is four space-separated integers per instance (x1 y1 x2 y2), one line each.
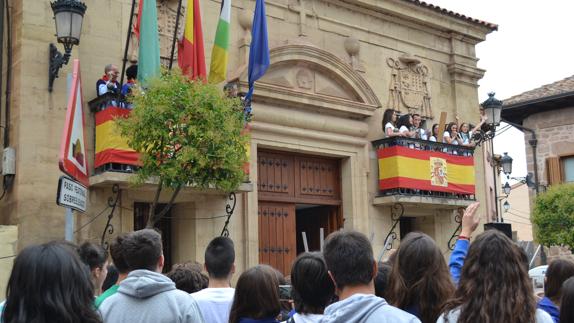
86 93 253 193
372 137 476 210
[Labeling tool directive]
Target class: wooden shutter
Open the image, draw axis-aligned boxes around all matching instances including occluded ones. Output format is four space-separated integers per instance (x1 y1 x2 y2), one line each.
547 156 562 186
258 202 296 275
257 152 295 199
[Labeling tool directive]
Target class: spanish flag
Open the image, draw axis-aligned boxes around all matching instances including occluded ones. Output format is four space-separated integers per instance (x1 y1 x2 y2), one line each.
95 107 140 168
178 0 207 80
377 146 475 194
208 0 231 84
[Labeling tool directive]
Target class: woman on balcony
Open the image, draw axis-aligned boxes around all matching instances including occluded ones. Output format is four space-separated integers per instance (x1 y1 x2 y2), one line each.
382 109 402 138
428 124 439 142
443 123 459 145
397 114 416 138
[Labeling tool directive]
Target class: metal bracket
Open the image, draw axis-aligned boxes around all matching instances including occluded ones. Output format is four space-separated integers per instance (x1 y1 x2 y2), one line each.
447 208 465 250
48 43 72 92
220 192 237 237
100 184 120 250
383 203 404 250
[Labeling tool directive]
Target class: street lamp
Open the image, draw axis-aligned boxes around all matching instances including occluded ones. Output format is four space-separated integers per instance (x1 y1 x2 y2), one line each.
501 152 513 176
503 182 511 195
474 92 503 145
49 0 87 92
503 200 510 212
482 92 503 127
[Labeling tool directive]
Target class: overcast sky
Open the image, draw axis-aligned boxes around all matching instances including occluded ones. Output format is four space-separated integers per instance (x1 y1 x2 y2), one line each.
426 0 574 180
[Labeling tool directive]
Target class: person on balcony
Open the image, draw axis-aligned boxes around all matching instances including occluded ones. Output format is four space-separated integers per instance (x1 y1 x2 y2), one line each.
443 123 459 145
411 114 427 140
382 109 403 138
97 64 120 97
121 65 138 97
428 124 439 142
458 115 487 147
397 114 416 138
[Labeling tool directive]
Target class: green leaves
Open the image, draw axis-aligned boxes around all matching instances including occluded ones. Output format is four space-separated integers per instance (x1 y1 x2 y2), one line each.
117 70 248 192
532 183 574 248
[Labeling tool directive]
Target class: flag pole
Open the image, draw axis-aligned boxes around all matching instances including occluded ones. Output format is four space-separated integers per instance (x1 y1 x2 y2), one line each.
168 0 184 70
119 0 137 90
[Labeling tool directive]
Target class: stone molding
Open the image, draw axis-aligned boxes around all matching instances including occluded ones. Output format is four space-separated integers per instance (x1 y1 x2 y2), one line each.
233 43 381 119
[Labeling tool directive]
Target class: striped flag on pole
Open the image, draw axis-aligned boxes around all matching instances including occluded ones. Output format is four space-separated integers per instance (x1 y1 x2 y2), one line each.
208 0 231 84
178 0 207 80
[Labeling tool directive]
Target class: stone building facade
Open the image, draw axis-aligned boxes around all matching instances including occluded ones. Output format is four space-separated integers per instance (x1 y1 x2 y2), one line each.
502 76 574 195
0 0 495 282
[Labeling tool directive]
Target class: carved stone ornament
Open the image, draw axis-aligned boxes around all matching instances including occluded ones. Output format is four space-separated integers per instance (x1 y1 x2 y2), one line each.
387 54 432 118
128 0 185 66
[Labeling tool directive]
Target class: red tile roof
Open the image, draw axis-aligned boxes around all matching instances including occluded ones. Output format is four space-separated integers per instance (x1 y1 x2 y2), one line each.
503 75 574 106
403 0 498 31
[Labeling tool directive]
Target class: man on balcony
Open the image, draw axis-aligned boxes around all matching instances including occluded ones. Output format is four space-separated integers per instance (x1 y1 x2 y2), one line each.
97 64 120 97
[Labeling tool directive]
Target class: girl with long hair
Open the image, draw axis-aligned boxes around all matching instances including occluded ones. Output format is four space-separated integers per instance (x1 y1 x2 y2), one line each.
438 230 553 323
1 241 102 323
560 277 574 323
387 232 455 323
538 258 574 322
382 109 402 138
396 114 416 137
443 122 459 145
229 265 282 323
428 124 439 142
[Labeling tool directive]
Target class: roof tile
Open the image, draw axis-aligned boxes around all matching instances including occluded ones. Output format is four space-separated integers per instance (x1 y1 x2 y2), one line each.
503 75 574 106
403 0 498 30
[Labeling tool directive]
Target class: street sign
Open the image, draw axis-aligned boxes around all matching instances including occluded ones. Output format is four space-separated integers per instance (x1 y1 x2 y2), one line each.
59 59 90 186
57 176 87 213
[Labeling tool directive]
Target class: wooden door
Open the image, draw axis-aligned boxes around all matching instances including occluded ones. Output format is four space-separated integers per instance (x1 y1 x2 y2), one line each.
258 202 296 275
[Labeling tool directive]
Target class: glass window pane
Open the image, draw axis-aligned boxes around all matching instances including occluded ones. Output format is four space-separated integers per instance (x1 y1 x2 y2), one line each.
564 157 574 183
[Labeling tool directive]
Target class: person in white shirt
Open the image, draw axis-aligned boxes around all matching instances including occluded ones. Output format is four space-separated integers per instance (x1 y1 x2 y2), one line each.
191 237 236 323
428 124 439 142
382 109 403 138
411 114 427 140
397 114 416 138
443 122 459 145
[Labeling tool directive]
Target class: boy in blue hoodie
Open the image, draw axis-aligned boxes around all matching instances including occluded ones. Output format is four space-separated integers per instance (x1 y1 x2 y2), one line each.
320 231 419 323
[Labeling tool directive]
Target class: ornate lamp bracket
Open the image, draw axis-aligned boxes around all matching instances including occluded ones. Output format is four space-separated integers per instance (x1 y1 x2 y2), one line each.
220 192 237 237
383 203 404 250
100 184 120 249
447 208 464 250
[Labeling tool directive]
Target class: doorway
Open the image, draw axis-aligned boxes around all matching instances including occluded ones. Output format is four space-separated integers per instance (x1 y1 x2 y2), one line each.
133 202 173 272
296 204 341 253
257 150 342 275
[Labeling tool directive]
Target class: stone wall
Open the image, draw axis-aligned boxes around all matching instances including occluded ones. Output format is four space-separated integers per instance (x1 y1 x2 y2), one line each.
523 106 574 190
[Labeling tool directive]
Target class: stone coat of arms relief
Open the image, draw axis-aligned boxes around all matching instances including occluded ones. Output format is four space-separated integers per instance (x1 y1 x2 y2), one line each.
387 54 432 119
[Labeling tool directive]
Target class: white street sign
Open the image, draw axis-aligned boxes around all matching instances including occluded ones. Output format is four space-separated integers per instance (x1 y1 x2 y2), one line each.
57 176 87 213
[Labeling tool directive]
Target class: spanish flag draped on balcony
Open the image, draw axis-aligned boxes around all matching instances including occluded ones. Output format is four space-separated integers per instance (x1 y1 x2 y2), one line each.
178 0 207 80
208 0 231 84
377 146 475 194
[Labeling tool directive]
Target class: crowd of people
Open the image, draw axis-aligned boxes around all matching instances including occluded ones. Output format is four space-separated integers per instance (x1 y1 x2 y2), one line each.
1 201 574 323
382 109 487 148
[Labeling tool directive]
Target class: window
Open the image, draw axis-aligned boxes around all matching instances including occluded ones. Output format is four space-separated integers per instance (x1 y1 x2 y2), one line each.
564 156 574 183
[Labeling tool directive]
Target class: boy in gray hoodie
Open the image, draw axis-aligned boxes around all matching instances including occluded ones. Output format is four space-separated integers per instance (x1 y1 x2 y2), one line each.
320 231 420 323
99 229 204 323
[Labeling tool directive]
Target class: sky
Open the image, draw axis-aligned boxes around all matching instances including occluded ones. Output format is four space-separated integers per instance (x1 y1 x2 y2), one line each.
425 0 574 181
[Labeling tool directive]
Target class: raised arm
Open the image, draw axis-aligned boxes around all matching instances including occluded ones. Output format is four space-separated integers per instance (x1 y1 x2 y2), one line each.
450 202 480 285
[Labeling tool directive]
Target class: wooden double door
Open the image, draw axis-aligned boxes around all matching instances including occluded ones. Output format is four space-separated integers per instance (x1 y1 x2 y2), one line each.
257 150 343 275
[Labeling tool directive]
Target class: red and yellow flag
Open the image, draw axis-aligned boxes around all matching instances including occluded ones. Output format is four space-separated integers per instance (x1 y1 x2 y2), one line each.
377 146 475 194
95 107 140 168
178 0 207 80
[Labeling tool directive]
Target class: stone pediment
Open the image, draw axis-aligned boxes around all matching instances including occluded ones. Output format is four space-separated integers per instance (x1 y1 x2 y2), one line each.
234 44 381 119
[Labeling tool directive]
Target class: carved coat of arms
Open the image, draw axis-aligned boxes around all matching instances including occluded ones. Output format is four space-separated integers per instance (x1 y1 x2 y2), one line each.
387 54 432 119
430 157 447 187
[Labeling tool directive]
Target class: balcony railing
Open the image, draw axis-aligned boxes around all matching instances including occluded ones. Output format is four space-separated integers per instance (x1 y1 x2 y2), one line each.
372 137 476 200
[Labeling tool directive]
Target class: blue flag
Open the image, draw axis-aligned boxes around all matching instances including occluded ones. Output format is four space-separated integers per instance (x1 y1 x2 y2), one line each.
245 0 270 102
